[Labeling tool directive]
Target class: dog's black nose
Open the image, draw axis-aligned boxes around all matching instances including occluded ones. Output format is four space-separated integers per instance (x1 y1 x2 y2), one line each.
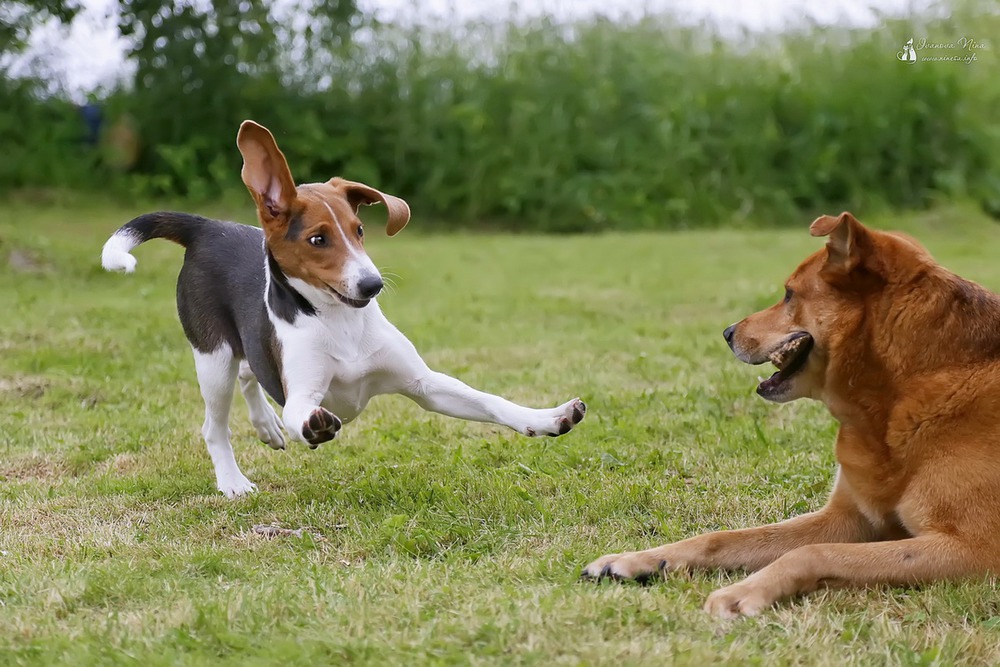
723 324 736 346
357 275 384 299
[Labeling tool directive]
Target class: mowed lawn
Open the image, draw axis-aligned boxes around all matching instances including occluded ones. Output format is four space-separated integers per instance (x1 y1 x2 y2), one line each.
4 198 1000 665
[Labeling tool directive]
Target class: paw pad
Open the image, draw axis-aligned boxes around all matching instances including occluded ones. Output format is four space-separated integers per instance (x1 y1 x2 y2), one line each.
301 408 341 448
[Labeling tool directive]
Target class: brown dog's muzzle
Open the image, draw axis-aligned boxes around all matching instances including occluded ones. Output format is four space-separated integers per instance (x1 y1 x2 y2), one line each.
723 323 737 349
724 322 814 401
756 332 813 398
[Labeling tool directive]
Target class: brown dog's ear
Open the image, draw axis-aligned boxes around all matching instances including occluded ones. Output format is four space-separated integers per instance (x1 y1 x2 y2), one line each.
809 211 867 273
236 121 297 223
329 177 410 236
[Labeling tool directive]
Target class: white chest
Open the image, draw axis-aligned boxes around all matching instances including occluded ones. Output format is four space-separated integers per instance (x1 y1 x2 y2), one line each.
318 357 385 422
272 303 396 423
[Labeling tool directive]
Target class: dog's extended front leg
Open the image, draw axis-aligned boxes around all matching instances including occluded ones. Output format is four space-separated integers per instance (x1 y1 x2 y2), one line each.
703 533 985 618
402 370 586 436
377 318 585 435
581 480 874 581
379 326 584 435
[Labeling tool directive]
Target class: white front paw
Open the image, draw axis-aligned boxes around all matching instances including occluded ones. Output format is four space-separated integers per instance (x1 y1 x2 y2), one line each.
524 398 587 437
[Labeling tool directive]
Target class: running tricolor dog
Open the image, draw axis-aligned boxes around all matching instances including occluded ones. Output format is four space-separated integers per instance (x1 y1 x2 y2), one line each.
101 120 586 497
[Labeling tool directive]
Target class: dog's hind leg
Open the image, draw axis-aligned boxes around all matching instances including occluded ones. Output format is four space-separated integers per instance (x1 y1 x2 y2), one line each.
238 360 285 450
193 347 257 497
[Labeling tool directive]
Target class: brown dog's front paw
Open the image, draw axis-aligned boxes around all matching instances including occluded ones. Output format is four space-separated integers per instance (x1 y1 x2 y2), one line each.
580 551 668 583
301 408 341 448
703 581 774 619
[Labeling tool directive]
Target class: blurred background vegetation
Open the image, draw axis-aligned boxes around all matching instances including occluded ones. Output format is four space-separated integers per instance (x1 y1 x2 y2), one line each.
1 0 997 231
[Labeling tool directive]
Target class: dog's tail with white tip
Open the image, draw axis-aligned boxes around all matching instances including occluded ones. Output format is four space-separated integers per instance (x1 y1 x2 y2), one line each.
101 212 211 273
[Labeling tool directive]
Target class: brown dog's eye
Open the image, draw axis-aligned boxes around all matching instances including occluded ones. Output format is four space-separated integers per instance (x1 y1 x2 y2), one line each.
783 287 793 303
357 225 364 238
308 235 327 247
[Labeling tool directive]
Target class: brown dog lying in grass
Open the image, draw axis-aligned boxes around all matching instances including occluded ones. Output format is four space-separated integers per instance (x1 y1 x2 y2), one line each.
583 212 1000 618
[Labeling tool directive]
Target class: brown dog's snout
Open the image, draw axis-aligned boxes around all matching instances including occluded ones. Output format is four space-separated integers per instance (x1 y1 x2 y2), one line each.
723 323 737 349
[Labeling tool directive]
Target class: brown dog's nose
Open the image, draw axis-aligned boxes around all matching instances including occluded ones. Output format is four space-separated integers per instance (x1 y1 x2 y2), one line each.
723 324 736 348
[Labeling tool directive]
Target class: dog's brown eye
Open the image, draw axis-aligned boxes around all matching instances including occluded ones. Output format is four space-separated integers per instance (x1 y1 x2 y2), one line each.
783 288 793 303
357 225 364 238
308 235 327 247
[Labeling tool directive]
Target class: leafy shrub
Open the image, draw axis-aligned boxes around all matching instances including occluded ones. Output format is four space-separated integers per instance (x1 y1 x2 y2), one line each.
1 0 997 229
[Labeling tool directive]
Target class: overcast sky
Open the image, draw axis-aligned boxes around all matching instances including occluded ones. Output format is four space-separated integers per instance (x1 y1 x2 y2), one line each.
17 0 927 100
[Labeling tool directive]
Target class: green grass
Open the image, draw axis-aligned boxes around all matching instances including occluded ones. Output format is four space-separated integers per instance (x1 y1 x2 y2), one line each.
3 200 1000 664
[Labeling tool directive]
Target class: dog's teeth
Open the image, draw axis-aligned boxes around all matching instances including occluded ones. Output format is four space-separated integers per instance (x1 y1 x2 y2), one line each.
758 375 766 383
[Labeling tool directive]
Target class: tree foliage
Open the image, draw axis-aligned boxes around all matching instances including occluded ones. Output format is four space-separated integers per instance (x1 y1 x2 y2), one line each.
114 0 358 195
0 0 80 57
0 2 997 228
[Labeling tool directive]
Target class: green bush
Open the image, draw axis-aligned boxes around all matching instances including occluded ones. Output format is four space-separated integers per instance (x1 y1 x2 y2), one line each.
1 1 997 230
311 13 997 230
0 77 98 189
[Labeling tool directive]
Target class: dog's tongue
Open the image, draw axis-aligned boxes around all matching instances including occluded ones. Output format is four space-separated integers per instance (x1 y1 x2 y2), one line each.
758 370 782 392
757 333 813 396
757 369 793 398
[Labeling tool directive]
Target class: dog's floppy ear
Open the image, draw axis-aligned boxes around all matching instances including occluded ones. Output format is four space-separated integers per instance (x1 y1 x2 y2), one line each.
237 120 297 223
810 211 868 274
329 177 410 236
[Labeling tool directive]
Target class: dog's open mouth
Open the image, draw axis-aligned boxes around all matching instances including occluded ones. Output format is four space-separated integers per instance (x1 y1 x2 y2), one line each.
757 332 813 397
326 286 371 309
